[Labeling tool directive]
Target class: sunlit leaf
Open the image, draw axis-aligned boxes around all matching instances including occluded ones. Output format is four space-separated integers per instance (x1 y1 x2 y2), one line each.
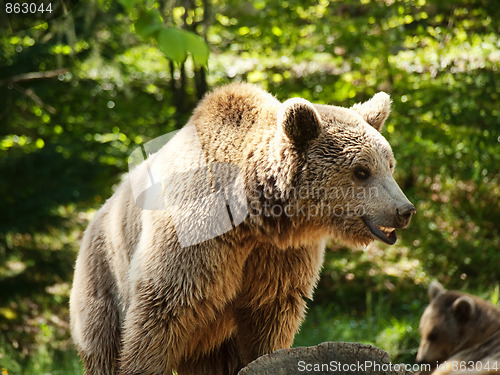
157 27 187 63
183 31 209 67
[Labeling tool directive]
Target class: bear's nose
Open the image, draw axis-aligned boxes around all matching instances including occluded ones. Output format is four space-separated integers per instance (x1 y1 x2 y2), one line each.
396 204 416 228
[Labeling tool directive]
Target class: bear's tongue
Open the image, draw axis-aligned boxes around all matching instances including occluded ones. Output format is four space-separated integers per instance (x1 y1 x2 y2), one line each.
362 218 397 245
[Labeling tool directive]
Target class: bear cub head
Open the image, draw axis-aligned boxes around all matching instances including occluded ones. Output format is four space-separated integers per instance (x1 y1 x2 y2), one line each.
273 91 415 246
416 281 500 365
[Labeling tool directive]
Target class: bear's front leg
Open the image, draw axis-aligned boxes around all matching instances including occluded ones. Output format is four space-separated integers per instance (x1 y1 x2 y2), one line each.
234 243 324 365
235 292 306 364
119 232 249 375
120 284 240 375
120 284 206 374
176 336 242 375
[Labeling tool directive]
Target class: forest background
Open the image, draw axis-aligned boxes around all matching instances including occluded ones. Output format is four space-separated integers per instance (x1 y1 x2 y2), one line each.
0 0 499 373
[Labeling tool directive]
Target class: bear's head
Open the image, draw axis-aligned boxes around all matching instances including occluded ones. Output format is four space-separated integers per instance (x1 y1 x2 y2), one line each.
416 281 500 365
416 281 475 364
273 92 415 246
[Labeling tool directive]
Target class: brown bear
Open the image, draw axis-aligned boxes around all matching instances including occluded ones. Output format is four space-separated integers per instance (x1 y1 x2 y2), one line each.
417 281 500 375
69 82 415 375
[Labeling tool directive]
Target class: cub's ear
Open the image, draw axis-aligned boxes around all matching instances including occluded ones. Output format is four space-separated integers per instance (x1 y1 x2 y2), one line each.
351 92 391 132
278 98 321 147
452 296 476 322
429 281 445 301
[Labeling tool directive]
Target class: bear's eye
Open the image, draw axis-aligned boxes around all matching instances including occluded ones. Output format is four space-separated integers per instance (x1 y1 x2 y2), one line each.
354 167 370 180
427 332 438 342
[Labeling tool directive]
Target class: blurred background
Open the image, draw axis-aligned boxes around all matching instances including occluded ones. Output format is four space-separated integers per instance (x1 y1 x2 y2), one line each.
0 0 499 373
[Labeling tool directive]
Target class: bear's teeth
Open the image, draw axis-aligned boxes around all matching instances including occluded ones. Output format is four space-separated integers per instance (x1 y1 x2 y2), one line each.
380 226 395 233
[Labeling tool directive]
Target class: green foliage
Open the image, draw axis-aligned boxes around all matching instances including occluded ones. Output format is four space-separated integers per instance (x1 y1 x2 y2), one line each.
119 0 210 67
157 27 189 62
134 9 164 39
295 302 421 364
155 26 208 66
134 9 209 66
0 0 499 371
183 32 210 67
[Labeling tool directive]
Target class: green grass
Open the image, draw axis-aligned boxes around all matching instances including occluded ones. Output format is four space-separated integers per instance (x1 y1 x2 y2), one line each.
0 300 420 374
0 320 82 375
294 301 421 365
3 285 499 373
0 344 82 375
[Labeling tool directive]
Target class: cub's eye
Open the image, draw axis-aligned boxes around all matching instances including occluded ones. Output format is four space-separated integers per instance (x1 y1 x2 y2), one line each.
427 332 438 342
354 167 370 180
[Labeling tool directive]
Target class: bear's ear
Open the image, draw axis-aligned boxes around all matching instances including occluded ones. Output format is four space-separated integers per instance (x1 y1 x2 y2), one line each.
351 92 391 132
278 98 321 146
452 296 476 322
428 281 445 301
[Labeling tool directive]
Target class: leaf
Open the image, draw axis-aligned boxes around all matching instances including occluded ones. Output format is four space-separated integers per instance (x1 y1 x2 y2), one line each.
183 31 209 67
157 27 187 63
117 0 135 12
134 9 163 40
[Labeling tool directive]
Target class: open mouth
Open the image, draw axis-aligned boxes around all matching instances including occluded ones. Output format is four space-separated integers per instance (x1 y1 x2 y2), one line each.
362 217 397 245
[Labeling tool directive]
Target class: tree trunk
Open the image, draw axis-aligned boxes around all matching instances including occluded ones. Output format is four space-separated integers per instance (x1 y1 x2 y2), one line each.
195 67 207 99
238 342 413 375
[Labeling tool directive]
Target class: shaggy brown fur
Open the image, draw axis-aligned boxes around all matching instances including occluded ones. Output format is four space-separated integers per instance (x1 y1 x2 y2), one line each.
70 83 414 374
417 281 500 375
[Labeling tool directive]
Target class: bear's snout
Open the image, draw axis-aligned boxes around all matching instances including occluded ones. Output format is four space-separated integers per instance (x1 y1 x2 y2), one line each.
395 203 416 228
